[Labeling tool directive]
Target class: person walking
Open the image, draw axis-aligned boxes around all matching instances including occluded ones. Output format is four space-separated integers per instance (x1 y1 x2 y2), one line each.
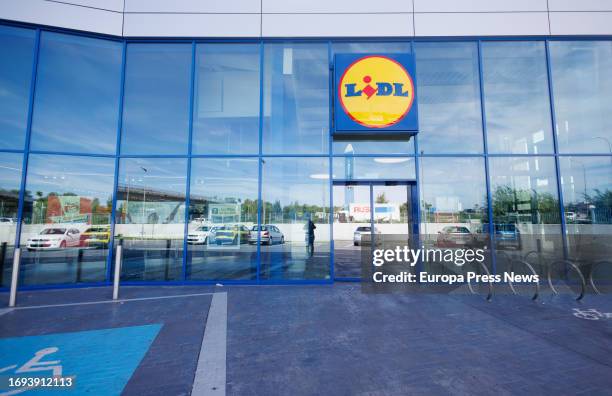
306 217 316 257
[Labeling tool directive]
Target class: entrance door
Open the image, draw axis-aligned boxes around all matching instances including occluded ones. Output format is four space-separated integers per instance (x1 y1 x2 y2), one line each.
333 181 418 280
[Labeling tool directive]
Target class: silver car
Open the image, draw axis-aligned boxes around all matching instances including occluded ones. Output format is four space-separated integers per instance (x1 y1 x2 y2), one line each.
353 226 380 246
249 225 284 245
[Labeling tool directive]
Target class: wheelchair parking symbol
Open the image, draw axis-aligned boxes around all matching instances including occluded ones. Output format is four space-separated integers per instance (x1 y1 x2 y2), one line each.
0 324 161 396
0 347 74 395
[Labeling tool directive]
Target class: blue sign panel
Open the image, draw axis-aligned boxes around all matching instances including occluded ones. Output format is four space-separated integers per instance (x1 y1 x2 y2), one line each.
0 324 161 395
334 53 419 133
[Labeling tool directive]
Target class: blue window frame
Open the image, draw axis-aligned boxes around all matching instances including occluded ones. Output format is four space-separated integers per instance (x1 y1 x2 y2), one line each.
482 41 554 154
0 153 23 287
2 18 612 289
187 158 259 280
121 43 192 155
262 43 330 155
0 25 35 150
19 154 115 286
192 44 260 155
30 32 122 154
549 41 612 154
114 157 187 282
415 42 483 154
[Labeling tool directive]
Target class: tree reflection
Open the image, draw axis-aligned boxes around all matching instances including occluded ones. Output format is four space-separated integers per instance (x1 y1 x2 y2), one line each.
489 185 560 224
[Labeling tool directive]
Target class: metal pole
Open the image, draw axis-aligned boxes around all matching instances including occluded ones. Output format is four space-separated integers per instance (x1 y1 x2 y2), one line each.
9 247 21 307
113 244 122 300
0 241 6 286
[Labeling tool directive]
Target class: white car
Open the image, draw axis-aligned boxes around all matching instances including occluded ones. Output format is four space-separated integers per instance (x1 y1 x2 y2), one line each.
353 226 381 246
249 225 284 245
187 225 214 244
26 227 81 250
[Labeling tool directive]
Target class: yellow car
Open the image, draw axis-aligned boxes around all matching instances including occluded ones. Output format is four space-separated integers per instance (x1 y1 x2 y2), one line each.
80 225 111 249
214 224 250 245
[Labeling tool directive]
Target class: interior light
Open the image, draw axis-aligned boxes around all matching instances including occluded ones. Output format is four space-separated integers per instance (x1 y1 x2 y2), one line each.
373 158 410 164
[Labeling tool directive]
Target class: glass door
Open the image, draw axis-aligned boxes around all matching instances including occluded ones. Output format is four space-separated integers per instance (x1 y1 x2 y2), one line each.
333 181 417 281
333 183 371 279
372 184 412 249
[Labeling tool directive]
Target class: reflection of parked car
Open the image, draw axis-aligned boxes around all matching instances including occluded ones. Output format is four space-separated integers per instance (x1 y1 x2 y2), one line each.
80 225 110 249
353 226 380 246
187 225 214 244
0 217 15 224
436 226 475 247
214 225 249 245
495 224 522 250
249 225 284 245
26 227 81 250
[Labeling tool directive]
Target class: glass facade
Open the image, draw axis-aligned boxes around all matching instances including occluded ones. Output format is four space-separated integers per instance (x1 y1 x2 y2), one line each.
1 22 611 287
121 44 192 155
20 154 114 285
115 157 187 281
30 32 122 154
263 43 329 155
260 157 330 280
415 42 483 154
0 153 22 287
482 42 554 154
187 158 258 280
0 25 35 150
193 44 260 155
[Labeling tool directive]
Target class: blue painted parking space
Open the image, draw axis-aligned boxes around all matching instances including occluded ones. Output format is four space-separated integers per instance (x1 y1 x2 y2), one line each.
0 288 214 395
0 324 161 395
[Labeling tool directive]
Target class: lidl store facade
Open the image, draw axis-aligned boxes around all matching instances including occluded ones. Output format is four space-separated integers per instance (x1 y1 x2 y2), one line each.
0 2 611 289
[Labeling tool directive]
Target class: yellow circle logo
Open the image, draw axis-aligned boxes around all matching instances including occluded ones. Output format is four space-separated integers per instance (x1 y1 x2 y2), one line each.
338 55 415 128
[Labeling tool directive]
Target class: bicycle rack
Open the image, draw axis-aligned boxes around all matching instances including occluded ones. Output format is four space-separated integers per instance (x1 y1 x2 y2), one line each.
548 259 586 301
508 259 540 301
494 250 540 301
589 260 612 295
466 260 493 302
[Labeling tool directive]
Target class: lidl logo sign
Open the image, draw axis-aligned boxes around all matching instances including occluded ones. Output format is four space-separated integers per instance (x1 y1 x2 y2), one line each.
334 54 418 133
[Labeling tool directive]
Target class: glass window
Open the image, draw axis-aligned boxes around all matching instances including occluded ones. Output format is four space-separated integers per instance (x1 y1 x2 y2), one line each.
193 44 260 155
482 42 554 154
0 25 35 150
560 156 612 260
263 43 329 154
333 157 415 180
115 158 187 281
415 42 483 154
187 158 258 280
489 157 562 257
121 44 191 155
260 157 330 280
333 137 414 156
0 153 22 287
30 32 122 154
19 154 114 285
420 157 488 236
418 157 491 293
550 41 612 154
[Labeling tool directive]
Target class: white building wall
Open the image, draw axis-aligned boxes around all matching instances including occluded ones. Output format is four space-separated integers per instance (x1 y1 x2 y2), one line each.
2 0 612 37
0 0 123 36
